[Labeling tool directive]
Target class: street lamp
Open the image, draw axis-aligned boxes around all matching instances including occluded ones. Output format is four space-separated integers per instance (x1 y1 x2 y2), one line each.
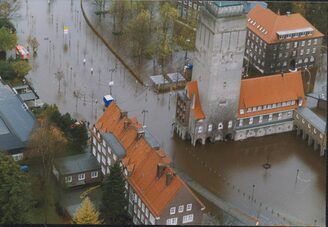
251 184 255 201
142 109 149 127
184 38 191 61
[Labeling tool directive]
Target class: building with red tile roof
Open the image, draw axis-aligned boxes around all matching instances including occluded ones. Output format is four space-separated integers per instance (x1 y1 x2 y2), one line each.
243 4 324 75
235 71 306 140
91 102 205 225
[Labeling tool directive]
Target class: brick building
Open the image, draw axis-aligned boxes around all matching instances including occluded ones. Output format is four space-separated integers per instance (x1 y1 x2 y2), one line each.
91 102 205 225
243 5 324 76
176 0 204 20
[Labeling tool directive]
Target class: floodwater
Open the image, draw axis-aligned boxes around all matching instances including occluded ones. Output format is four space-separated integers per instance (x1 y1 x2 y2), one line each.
14 0 326 225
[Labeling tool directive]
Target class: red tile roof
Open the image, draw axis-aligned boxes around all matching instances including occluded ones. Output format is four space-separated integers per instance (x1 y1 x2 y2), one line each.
186 81 205 119
247 5 324 44
95 102 205 217
238 71 306 118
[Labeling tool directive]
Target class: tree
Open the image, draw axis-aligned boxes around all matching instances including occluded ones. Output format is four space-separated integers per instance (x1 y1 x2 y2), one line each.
0 60 15 80
156 2 177 76
0 18 15 32
27 35 39 56
11 60 31 78
101 162 128 224
0 152 33 224
72 197 103 224
109 0 131 35
27 118 67 223
0 0 21 20
54 70 64 93
125 9 152 64
0 27 17 59
68 121 88 153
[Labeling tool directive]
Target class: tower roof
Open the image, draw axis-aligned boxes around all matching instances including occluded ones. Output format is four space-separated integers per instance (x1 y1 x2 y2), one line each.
186 81 205 120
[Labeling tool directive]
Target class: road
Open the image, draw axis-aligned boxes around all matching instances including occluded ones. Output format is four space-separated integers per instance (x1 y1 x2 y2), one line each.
13 0 326 226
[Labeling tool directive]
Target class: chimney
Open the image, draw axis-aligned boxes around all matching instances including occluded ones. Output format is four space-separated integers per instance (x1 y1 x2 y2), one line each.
124 120 129 129
137 128 145 140
156 163 166 179
166 172 174 186
121 111 128 119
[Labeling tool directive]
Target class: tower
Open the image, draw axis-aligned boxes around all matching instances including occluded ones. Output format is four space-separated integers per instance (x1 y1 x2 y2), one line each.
192 1 247 140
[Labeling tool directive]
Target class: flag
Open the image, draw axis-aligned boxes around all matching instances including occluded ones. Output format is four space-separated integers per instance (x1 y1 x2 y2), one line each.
64 26 69 34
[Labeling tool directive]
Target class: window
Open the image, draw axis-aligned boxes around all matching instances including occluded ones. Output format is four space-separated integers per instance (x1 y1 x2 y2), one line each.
93 137 97 146
304 58 308 63
102 155 106 164
134 205 137 214
272 103 276 108
183 214 194 224
320 134 323 139
78 173 85 181
197 126 203 134
228 120 233 128
278 113 282 120
259 116 263 123
108 146 111 155
107 157 111 166
101 166 106 175
277 102 281 108
170 207 176 215
291 100 295 105
300 49 304 55
314 39 318 45
107 167 110 174
186 203 192 211
307 40 311 46
262 105 267 110
134 194 138 203
113 154 117 161
92 146 96 156
284 52 288 58
312 47 316 54
294 41 298 48
141 214 145 224
283 61 287 66
145 208 149 218
218 123 223 130
267 104 272 109
178 205 184 213
298 59 303 64
247 108 252 113
239 119 243 127
137 209 141 218
292 50 296 56
166 217 178 225
310 56 314 62
301 41 305 46
249 118 253 125
240 109 245 115
138 198 141 207
286 43 290 49
208 124 213 132
313 128 317 134
141 202 145 212
306 49 310 54
252 107 257 112
65 176 72 183
269 114 273 121
287 111 292 117
91 171 98 178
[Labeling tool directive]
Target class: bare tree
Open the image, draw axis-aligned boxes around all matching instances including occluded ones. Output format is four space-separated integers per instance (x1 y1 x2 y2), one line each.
55 70 64 93
27 35 39 56
0 0 21 19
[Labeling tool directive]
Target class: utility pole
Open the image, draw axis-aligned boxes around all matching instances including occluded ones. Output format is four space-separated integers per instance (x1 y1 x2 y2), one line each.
141 109 149 127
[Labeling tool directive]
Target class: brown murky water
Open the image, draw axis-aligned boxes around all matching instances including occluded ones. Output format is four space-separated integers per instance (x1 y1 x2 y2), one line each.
14 0 326 225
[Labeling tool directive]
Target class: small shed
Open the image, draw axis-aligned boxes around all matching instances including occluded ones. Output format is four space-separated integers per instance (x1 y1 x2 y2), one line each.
52 152 102 188
103 94 114 107
167 72 186 88
150 74 171 92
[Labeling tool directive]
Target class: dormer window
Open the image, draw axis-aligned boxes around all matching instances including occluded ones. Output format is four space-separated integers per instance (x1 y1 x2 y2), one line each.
240 109 245 115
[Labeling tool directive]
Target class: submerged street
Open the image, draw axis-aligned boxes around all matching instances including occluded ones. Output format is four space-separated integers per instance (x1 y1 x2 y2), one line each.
14 0 325 225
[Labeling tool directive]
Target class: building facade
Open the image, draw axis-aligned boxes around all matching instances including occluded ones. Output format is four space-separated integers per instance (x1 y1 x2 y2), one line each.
243 5 324 76
176 0 204 21
177 1 247 143
91 102 205 225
